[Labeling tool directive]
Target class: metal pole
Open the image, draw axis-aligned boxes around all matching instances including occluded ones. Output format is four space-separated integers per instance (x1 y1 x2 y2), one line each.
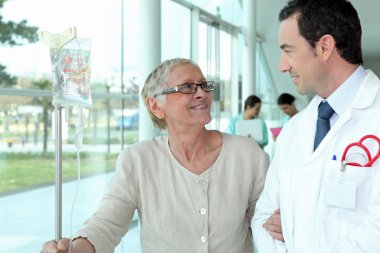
214 22 221 130
107 86 111 153
55 106 62 242
121 0 125 150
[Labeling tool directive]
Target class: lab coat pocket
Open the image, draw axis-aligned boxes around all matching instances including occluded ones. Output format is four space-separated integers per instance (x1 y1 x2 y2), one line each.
321 160 375 218
318 160 376 243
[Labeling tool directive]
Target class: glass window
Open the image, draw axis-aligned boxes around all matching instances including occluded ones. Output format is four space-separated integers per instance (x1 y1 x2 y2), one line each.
185 0 242 26
162 0 191 59
198 22 234 132
0 0 141 251
0 1 241 252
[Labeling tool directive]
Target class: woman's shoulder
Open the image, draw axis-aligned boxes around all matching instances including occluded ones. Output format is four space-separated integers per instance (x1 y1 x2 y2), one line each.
222 132 260 149
115 135 169 175
120 135 168 157
221 133 269 169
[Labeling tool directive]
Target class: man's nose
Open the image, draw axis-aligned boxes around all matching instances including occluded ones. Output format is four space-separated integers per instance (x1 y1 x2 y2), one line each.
279 53 291 73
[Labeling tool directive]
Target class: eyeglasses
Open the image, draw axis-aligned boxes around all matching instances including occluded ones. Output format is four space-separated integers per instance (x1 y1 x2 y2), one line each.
153 81 215 97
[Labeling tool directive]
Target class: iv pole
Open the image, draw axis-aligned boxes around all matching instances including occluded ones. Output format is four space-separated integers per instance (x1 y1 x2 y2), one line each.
39 27 77 243
55 107 63 242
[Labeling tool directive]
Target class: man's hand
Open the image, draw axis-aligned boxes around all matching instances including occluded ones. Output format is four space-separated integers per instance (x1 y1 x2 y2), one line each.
263 208 284 242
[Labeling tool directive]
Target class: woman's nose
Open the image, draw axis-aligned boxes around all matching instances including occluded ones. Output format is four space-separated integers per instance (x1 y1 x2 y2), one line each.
194 86 208 99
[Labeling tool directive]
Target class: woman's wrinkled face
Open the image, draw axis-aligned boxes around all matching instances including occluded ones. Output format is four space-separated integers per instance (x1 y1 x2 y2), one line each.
158 64 213 131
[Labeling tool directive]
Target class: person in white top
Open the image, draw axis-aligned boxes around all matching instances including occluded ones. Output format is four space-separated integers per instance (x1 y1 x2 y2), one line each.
41 58 268 253
252 0 380 252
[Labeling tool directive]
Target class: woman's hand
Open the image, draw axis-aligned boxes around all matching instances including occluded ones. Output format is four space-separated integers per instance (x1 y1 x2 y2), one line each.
262 208 284 242
40 238 70 253
41 237 95 253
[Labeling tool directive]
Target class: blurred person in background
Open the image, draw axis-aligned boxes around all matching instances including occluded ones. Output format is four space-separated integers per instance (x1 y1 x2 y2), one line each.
277 93 299 125
225 95 269 148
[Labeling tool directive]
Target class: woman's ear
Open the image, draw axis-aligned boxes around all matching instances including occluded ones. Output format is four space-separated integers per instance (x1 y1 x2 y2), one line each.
317 34 335 61
146 97 165 119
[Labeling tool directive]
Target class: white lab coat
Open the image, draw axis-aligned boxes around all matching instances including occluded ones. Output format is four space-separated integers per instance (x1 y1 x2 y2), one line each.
252 70 380 253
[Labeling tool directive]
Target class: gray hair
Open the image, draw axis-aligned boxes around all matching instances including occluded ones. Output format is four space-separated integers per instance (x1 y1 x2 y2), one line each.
141 58 200 131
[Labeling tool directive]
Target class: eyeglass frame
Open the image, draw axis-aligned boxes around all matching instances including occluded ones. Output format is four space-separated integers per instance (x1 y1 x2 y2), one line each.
153 81 215 97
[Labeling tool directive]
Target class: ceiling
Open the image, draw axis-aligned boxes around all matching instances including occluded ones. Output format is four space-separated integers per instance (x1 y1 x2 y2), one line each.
252 0 380 108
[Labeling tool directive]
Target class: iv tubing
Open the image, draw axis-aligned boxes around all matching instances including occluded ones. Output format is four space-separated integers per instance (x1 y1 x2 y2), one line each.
71 106 83 236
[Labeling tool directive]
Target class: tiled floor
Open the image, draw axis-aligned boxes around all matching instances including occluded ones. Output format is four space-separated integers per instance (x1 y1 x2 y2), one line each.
0 173 142 253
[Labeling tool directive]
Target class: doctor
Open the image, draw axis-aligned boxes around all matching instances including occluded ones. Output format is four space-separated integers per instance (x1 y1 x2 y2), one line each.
252 0 380 252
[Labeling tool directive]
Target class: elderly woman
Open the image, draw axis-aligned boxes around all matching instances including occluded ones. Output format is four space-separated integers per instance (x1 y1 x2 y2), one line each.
41 58 268 253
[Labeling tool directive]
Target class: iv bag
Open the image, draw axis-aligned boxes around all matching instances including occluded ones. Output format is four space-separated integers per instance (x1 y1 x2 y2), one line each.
50 37 92 107
40 28 92 108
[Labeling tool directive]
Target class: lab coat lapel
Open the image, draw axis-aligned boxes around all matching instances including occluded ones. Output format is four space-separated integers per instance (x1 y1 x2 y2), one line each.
310 110 352 159
299 98 320 164
306 70 379 164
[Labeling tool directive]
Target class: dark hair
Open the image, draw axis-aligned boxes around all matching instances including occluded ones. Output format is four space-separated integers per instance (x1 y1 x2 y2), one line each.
244 95 261 110
279 0 363 64
277 93 295 105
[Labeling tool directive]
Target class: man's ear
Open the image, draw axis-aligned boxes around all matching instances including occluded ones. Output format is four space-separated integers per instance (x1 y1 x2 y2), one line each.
146 97 165 119
317 34 335 61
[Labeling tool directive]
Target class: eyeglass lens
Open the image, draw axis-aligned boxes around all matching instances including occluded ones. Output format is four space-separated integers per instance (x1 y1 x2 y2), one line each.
179 82 214 94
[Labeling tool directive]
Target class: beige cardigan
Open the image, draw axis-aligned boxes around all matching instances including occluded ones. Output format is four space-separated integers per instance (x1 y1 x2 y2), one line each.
77 133 268 253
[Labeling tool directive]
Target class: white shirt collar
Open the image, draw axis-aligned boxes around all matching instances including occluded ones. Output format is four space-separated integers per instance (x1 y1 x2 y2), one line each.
322 65 367 116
